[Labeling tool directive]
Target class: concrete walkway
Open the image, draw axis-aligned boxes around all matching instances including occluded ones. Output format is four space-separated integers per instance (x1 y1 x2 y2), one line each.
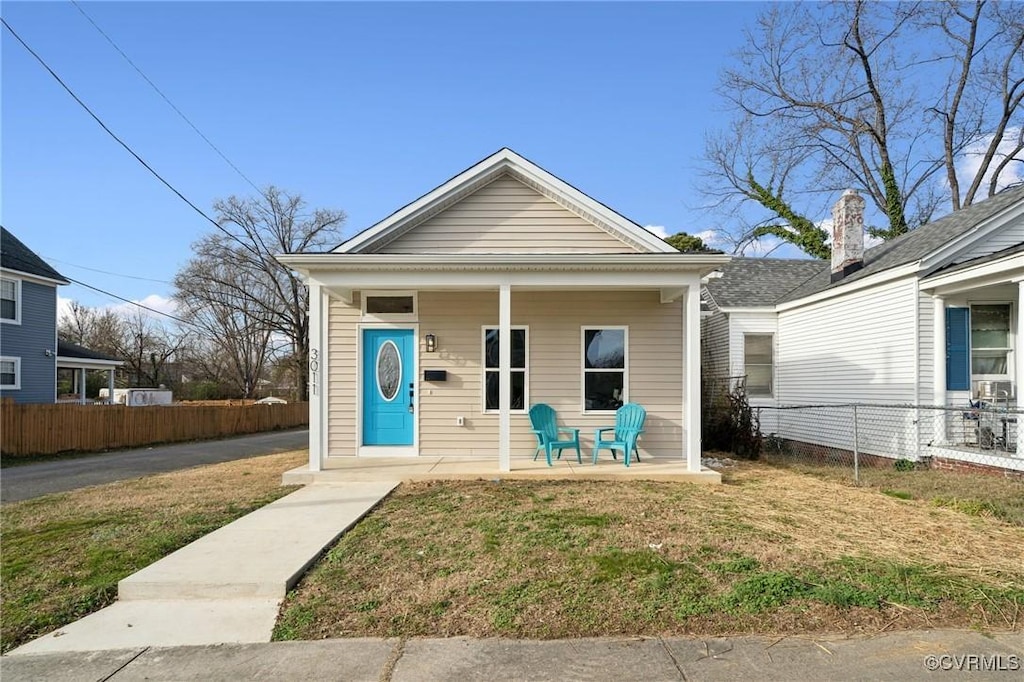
2 428 309 503
3 630 1022 681
7 481 398 655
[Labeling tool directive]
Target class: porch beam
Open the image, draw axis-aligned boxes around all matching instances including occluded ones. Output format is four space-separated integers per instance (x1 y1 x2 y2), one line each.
499 284 511 472
932 295 947 446
1018 282 1023 457
308 281 325 472
684 282 701 473
312 271 714 290
660 287 686 303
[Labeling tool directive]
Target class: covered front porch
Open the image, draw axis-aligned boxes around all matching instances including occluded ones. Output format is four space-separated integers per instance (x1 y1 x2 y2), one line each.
279 253 729 480
923 246 1024 467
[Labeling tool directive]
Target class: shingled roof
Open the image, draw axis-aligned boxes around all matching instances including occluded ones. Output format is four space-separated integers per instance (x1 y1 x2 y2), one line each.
778 184 1024 303
1 226 68 283
704 184 1024 309
703 257 826 309
57 340 122 363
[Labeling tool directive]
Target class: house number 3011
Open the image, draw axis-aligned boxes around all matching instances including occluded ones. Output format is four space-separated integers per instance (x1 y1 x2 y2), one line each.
309 348 320 396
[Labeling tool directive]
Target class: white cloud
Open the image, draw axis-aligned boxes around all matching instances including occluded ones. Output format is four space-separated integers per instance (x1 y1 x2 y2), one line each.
57 295 74 324
955 127 1024 194
112 294 178 320
644 224 670 239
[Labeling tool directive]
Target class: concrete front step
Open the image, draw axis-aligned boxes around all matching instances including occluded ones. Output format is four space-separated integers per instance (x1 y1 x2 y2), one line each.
118 481 398 601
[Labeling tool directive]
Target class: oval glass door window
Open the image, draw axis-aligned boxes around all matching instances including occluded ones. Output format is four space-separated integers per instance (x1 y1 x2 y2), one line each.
376 340 401 401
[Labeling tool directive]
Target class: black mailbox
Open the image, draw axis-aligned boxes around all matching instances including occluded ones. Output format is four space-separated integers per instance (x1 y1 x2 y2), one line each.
424 370 448 382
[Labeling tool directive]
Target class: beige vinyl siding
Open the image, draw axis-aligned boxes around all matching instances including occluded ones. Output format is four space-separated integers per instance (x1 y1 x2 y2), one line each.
952 223 1024 264
326 295 362 456
775 277 919 459
415 290 685 458
374 175 640 254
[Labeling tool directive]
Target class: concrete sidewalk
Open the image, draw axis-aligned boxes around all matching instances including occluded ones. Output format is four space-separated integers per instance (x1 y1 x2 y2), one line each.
3 630 1022 681
8 481 398 655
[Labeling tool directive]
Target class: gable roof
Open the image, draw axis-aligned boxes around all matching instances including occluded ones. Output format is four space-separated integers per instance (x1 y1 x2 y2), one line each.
1 226 69 284
703 257 826 309
336 148 676 255
779 184 1024 303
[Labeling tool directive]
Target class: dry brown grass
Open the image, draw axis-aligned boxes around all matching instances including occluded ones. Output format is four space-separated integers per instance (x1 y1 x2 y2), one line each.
275 462 1024 641
2 450 305 652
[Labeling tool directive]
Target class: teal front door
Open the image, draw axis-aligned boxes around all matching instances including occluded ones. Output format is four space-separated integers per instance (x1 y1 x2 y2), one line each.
362 329 415 446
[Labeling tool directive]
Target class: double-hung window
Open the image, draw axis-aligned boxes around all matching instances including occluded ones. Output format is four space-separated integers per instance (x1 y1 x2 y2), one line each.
1 277 18 323
0 357 20 389
743 334 774 397
483 327 528 411
582 327 627 412
971 304 1011 378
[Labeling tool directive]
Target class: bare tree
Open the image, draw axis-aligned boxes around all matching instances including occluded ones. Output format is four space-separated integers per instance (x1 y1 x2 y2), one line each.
703 0 1024 256
173 187 346 400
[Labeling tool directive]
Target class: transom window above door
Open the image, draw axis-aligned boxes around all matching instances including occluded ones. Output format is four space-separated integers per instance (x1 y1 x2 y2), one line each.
361 291 417 321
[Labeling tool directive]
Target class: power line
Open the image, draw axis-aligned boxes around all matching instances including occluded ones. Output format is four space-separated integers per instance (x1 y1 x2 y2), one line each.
1 17 254 256
65 276 195 328
69 0 264 196
43 255 172 284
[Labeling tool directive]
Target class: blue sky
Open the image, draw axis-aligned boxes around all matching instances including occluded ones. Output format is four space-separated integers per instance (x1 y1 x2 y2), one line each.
5 1 778 318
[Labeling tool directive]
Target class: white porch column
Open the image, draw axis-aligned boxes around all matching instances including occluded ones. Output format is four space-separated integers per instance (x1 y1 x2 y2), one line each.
932 295 947 444
684 283 701 472
498 284 511 472
308 281 325 472
1017 282 1023 457
107 369 115 405
79 367 87 405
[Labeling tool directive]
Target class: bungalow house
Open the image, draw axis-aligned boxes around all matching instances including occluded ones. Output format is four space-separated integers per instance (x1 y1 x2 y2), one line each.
0 227 121 403
702 185 1024 472
278 148 728 477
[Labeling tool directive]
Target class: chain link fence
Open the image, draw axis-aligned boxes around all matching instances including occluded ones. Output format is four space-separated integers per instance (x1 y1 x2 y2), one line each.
756 403 1024 483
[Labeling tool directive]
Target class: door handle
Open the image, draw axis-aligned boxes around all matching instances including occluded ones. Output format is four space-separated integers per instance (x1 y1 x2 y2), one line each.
409 384 415 413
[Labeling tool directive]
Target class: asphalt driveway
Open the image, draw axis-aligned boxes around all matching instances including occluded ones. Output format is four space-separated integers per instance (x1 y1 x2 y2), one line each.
1 429 309 503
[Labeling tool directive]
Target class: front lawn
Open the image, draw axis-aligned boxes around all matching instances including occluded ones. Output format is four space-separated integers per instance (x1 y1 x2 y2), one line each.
1 450 305 653
275 463 1023 640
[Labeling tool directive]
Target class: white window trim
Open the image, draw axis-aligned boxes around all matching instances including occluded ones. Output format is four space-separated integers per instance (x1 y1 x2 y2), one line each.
481 325 529 414
580 325 629 414
743 333 775 398
0 356 21 390
1 276 21 325
968 300 1014 382
360 290 418 322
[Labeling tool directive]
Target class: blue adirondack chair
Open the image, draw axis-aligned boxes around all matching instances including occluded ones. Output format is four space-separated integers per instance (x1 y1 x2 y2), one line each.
528 403 582 466
592 403 646 467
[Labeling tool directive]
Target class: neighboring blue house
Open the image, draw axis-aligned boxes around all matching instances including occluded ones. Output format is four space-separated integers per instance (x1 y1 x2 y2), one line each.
1 227 70 403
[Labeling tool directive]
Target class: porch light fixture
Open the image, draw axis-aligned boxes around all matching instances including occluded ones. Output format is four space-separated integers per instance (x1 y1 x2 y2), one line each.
425 334 437 353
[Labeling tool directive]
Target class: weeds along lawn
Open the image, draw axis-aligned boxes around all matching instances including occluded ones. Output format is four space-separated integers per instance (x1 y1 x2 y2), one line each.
275 464 1024 640
1 450 305 653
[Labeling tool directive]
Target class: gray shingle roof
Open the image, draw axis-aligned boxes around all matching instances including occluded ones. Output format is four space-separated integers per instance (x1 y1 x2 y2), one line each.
778 184 1024 303
704 257 826 308
58 340 122 363
1 226 68 283
705 184 1024 308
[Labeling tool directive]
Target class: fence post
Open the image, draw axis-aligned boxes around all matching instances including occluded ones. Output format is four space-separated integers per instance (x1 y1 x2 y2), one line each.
852 404 860 484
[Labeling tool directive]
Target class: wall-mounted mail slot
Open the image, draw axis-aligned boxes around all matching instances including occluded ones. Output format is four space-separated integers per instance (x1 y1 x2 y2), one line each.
423 370 448 382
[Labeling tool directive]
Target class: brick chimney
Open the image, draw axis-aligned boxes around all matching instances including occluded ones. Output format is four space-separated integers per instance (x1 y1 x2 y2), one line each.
830 189 865 282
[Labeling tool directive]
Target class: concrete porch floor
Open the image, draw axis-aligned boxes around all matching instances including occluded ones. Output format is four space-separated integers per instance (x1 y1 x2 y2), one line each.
282 455 722 485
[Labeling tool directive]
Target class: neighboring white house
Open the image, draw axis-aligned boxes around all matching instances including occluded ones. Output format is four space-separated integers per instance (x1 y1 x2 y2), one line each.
702 185 1024 472
278 148 729 477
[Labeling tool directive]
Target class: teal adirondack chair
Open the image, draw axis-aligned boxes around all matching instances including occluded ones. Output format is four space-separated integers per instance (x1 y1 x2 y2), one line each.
528 403 582 466
592 403 646 467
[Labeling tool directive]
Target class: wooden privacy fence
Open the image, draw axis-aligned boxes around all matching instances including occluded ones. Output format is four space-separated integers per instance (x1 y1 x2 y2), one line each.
1 402 309 457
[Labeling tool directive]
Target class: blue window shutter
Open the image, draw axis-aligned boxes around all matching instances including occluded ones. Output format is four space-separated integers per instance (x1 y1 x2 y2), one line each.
945 307 970 391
